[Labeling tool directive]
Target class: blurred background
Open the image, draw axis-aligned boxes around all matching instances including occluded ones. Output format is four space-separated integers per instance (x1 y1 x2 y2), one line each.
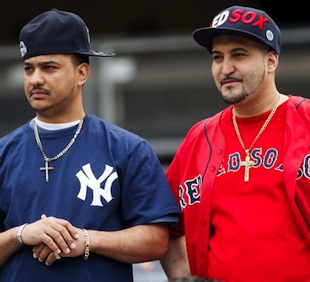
1 1 309 281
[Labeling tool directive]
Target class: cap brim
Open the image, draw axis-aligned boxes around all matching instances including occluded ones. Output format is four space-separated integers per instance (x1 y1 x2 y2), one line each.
193 27 265 53
80 50 116 57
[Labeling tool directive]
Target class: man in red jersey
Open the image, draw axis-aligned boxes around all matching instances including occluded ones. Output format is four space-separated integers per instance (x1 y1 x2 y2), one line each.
161 5 310 282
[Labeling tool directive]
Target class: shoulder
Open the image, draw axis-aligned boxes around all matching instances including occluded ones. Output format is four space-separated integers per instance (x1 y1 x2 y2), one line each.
286 95 310 133
175 109 227 156
287 94 310 108
184 110 225 141
84 114 153 155
0 123 31 145
85 114 145 141
287 95 310 117
0 123 33 164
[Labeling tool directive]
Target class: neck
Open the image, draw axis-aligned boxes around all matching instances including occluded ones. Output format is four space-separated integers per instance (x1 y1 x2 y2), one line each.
233 93 285 118
36 111 85 124
34 117 82 130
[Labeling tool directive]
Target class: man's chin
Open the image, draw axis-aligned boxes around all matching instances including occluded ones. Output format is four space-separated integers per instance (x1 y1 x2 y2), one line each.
221 93 245 105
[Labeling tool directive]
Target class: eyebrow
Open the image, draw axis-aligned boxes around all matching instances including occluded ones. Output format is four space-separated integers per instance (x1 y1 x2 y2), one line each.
24 60 60 66
212 47 248 55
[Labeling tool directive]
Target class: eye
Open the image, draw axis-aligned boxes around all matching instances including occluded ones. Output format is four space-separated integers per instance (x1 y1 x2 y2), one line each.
212 54 223 61
24 66 33 73
232 52 246 58
43 65 56 70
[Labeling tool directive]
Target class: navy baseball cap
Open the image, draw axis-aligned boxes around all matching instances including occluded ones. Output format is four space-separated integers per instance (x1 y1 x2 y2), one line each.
19 9 115 60
193 5 281 54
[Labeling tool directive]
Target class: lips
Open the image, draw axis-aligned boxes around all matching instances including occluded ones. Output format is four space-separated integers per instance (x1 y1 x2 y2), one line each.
221 77 235 84
221 77 241 87
30 89 48 98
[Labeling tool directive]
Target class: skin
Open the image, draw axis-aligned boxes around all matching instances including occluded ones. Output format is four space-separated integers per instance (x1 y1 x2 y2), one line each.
211 35 288 117
160 34 288 280
23 54 86 123
0 54 169 267
160 235 191 279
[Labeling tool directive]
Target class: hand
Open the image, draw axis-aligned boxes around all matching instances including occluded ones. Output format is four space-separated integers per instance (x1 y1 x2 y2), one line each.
32 227 85 266
21 214 79 257
33 243 63 265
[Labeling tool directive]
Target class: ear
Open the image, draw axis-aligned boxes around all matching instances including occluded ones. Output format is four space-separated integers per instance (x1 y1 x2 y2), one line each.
267 50 279 72
76 63 90 86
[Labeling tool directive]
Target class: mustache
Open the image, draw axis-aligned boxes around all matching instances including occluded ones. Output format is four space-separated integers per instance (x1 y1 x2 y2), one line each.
30 86 49 95
220 76 242 85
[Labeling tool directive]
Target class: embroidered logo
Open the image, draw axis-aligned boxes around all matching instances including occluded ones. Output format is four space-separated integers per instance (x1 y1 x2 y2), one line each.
20 41 27 58
76 163 118 206
211 8 270 31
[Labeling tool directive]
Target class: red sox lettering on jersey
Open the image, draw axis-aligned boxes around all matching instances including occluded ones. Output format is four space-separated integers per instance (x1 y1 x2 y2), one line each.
179 174 202 209
217 148 282 176
76 163 118 206
211 8 269 30
178 151 310 209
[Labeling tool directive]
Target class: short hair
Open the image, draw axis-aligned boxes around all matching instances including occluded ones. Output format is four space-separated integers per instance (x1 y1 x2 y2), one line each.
71 54 90 66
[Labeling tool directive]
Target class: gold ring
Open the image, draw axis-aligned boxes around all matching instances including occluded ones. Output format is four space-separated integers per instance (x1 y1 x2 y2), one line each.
54 252 61 260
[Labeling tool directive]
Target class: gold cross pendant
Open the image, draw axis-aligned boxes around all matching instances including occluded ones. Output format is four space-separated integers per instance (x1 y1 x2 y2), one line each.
40 161 54 182
240 149 254 182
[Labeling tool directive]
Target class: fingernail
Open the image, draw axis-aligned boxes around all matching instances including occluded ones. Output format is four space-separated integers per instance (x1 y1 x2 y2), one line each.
70 243 76 249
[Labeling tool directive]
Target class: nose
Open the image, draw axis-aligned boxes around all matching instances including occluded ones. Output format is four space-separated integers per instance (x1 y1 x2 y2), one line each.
28 69 44 86
221 58 235 75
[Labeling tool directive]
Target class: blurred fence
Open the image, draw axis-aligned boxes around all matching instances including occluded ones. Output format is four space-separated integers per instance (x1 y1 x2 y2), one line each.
1 26 310 163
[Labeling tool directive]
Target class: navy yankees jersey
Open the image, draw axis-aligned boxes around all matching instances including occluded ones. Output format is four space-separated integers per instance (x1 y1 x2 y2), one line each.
0 114 179 282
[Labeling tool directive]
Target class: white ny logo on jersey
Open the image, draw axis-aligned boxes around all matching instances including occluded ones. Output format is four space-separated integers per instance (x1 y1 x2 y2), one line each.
76 163 118 206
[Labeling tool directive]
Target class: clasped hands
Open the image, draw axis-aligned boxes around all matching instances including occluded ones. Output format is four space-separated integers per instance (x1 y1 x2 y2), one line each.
21 214 85 266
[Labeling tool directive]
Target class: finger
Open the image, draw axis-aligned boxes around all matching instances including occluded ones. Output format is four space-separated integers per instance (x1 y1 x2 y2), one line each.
51 221 79 249
41 228 72 255
33 244 57 264
38 216 78 254
33 242 46 259
53 217 79 240
45 251 59 266
42 215 79 240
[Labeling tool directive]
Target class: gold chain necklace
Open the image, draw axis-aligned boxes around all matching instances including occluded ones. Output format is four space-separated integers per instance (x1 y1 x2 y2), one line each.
232 95 281 182
34 116 85 182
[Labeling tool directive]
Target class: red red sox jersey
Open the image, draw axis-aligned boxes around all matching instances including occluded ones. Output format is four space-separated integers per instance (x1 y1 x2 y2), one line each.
166 95 310 281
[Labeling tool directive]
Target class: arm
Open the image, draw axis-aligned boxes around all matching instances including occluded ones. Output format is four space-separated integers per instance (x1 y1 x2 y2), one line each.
89 222 168 263
0 226 24 266
160 235 191 280
33 222 169 265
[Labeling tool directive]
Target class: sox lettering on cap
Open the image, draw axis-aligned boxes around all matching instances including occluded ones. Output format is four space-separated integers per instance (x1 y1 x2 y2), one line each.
193 5 281 54
19 9 115 60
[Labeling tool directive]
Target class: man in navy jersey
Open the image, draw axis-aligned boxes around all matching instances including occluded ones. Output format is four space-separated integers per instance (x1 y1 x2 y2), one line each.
0 9 179 282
